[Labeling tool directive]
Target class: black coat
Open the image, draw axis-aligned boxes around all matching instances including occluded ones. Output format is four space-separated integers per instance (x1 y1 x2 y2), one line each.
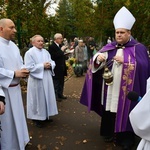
48 42 67 79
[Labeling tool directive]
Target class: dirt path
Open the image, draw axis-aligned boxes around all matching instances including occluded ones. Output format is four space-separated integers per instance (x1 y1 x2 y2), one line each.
25 75 140 150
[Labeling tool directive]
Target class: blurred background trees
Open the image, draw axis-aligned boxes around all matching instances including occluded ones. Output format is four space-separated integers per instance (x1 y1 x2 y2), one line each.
0 0 150 48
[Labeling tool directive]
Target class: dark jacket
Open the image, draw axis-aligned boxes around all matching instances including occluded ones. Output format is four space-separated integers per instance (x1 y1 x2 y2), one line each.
48 42 67 78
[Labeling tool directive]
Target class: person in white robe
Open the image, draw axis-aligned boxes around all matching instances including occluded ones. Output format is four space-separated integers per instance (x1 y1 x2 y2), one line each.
129 77 150 150
24 35 58 128
0 18 30 150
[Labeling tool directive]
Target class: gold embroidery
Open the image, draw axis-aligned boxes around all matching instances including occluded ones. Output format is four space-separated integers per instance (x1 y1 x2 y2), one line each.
87 64 92 79
122 63 135 98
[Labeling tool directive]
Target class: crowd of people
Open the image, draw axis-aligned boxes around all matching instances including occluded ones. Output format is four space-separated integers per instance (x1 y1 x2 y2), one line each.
65 37 98 76
0 5 150 150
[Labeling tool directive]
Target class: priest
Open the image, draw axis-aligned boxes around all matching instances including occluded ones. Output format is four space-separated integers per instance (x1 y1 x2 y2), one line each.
0 18 30 149
24 35 58 128
80 6 150 150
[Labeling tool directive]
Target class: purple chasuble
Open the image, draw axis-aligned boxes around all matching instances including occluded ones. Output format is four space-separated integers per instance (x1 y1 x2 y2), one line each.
80 39 150 132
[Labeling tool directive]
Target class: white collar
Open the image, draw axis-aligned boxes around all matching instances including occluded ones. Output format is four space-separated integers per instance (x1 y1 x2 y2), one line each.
0 37 10 45
54 41 59 47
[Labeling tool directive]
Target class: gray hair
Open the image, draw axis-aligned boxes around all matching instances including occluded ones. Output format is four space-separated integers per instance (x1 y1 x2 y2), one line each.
31 35 43 43
54 33 62 40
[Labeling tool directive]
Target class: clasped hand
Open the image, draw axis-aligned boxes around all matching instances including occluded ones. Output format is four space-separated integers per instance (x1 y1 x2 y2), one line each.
44 62 51 69
15 68 30 78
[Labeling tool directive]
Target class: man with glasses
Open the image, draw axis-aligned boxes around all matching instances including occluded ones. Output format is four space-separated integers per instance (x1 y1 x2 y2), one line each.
48 33 67 102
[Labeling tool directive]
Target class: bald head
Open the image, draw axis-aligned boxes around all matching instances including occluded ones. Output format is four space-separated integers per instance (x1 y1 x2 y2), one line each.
0 18 16 40
0 18 12 27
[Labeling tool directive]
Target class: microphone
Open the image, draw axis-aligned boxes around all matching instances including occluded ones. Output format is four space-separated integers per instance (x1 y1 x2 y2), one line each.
127 91 142 102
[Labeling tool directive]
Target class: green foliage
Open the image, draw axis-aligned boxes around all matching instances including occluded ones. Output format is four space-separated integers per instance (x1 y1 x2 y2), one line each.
55 0 95 40
0 0 57 48
0 0 7 18
55 0 76 39
1 0 150 47
129 1 150 45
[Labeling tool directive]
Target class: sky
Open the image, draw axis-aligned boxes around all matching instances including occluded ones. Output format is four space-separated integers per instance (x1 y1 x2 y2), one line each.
45 0 59 16
45 0 95 16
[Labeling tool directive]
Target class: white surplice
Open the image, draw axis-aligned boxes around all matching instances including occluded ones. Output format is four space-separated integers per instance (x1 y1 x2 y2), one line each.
0 37 29 150
24 46 58 120
92 49 123 113
129 77 150 150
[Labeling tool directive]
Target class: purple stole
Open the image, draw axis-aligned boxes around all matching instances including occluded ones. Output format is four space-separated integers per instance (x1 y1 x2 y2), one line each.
100 44 138 131
80 41 146 132
115 46 137 132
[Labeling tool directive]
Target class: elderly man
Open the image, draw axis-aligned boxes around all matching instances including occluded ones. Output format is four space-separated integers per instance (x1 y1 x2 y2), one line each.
48 33 67 102
0 18 30 149
24 35 58 128
80 6 150 150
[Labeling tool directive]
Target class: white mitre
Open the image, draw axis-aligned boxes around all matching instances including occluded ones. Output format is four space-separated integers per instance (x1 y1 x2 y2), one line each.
113 6 136 30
